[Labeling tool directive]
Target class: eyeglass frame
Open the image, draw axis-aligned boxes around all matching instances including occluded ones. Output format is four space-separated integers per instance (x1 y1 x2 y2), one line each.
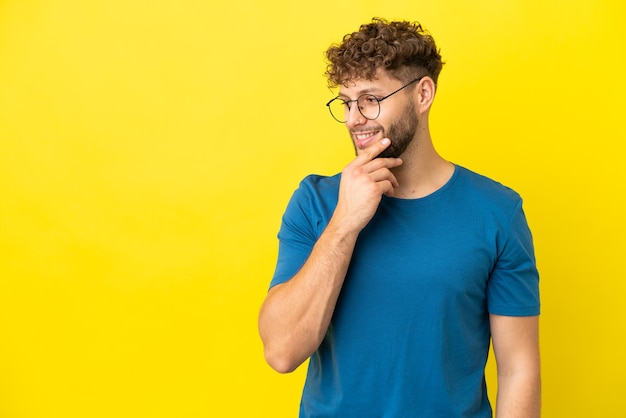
325 76 424 123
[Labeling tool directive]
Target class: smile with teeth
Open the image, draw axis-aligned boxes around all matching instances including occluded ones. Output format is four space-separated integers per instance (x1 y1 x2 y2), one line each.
353 130 381 148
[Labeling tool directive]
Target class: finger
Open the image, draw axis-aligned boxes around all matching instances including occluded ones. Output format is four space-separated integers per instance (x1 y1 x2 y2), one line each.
379 179 397 196
363 156 403 173
355 138 392 164
369 168 400 189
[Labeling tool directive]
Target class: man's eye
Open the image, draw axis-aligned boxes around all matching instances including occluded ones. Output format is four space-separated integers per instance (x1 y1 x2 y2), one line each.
363 96 378 105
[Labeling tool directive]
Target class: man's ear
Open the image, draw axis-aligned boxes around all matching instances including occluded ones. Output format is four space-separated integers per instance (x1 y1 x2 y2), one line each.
415 77 436 113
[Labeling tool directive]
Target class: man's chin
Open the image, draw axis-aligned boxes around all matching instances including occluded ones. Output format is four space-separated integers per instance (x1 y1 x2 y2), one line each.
376 146 401 159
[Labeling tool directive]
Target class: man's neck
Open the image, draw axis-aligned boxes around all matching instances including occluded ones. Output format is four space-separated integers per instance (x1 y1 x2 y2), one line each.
391 134 454 199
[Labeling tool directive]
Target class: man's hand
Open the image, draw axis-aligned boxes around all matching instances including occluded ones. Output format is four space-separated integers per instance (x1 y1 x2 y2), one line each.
334 138 403 233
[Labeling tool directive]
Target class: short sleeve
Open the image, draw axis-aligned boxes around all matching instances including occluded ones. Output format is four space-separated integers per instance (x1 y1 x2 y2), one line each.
269 179 322 289
487 200 540 316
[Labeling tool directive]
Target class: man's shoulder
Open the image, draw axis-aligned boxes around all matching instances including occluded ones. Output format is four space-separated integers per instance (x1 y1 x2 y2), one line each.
283 173 342 216
294 173 342 199
299 172 342 189
455 165 523 206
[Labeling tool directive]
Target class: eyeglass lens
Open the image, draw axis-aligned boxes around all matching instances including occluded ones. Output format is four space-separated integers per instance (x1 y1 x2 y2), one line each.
328 95 380 123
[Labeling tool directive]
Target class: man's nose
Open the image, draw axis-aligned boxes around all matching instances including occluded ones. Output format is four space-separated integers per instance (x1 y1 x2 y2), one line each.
345 104 366 127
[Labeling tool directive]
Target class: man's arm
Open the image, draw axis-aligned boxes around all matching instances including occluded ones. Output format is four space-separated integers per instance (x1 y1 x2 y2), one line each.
258 138 402 373
490 314 541 418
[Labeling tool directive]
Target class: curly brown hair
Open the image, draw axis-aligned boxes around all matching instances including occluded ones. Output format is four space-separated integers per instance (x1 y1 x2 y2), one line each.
325 18 444 88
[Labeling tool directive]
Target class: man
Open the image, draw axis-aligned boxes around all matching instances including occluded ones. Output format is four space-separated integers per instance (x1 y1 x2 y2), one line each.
259 18 540 417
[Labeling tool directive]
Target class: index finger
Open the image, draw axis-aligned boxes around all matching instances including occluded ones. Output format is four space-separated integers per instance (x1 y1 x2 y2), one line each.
355 138 392 163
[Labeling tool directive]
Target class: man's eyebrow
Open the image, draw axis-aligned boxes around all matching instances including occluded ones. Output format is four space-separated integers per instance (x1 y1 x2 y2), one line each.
338 87 384 99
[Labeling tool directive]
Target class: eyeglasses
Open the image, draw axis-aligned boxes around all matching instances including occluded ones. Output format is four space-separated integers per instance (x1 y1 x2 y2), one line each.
325 77 423 123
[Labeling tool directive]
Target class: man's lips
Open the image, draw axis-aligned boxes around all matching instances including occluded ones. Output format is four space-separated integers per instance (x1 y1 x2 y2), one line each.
352 130 382 149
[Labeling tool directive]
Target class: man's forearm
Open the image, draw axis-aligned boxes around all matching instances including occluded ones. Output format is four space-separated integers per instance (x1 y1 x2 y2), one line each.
258 218 359 373
496 370 541 417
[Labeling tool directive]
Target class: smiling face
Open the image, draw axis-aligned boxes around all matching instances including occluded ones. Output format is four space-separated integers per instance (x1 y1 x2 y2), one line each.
341 74 419 158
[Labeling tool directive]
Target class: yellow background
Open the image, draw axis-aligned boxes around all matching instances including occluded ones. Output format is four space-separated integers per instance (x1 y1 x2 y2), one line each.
1 0 624 417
